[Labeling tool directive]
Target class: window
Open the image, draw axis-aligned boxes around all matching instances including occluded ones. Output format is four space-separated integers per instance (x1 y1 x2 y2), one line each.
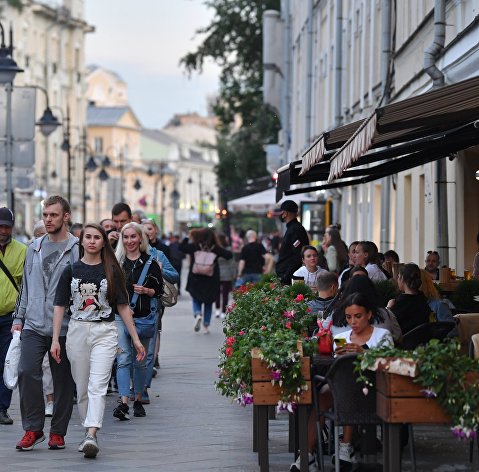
94 137 103 154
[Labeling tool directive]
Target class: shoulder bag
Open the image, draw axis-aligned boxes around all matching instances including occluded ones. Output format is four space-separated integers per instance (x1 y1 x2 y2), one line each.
130 255 158 338
149 247 178 307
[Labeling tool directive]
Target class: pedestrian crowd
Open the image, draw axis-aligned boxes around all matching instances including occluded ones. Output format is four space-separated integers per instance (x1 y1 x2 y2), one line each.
0 196 477 468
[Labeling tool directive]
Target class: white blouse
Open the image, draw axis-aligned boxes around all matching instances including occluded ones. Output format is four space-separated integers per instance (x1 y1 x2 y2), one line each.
293 265 328 289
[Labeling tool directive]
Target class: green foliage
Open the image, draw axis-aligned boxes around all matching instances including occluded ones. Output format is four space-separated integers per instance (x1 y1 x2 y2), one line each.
450 280 479 311
216 276 317 407
180 0 281 199
355 338 479 439
374 279 400 307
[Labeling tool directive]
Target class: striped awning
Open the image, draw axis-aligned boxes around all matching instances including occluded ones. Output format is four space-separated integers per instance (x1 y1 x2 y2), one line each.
283 75 479 200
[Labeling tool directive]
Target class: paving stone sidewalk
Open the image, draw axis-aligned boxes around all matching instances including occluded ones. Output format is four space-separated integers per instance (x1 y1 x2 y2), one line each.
0 293 477 471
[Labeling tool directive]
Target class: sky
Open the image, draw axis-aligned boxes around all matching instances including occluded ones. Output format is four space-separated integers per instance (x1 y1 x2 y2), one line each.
84 0 220 129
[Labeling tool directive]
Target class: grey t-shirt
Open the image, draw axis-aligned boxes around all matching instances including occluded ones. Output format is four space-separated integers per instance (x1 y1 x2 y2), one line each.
41 239 68 288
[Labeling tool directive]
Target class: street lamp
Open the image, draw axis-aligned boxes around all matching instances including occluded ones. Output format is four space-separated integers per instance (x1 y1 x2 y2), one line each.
34 86 61 137
0 21 23 212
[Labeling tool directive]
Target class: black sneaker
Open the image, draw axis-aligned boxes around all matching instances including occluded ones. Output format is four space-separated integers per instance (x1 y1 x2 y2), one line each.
133 400 146 417
113 402 130 421
0 409 13 425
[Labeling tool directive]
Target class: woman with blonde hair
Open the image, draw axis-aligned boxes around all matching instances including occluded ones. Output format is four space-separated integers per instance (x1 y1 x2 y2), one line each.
419 269 454 322
113 223 163 421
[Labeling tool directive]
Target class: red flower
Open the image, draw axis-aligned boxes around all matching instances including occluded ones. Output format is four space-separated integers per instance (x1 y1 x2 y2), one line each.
294 294 305 302
225 347 234 357
306 307 312 313
226 336 236 346
239 330 245 335
285 322 292 329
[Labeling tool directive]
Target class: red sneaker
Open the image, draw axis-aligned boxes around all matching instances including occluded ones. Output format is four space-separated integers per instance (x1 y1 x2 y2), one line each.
48 432 65 449
16 430 45 450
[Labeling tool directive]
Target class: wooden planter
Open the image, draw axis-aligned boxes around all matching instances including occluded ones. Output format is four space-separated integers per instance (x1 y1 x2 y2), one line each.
251 348 312 406
376 369 450 423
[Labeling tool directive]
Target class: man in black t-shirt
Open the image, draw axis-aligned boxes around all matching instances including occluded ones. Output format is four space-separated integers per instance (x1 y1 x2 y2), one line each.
275 200 309 285
237 230 266 284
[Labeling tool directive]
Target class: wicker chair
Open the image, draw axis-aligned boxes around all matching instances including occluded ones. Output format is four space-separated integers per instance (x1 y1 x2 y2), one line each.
401 321 456 350
313 354 381 472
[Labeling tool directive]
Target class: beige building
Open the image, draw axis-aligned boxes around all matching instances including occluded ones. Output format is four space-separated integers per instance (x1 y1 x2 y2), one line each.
86 66 219 232
267 0 479 274
0 0 93 228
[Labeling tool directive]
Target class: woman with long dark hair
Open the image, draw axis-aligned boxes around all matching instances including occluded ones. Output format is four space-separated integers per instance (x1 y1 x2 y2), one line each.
354 240 387 282
51 223 145 458
322 226 348 273
180 228 232 333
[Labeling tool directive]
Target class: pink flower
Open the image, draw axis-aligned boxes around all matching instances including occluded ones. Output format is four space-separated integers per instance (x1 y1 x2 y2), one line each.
261 325 267 331
271 370 281 381
225 347 233 357
306 307 312 313
226 336 236 346
285 322 292 329
283 310 295 319
294 294 305 302
239 330 245 335
226 303 236 313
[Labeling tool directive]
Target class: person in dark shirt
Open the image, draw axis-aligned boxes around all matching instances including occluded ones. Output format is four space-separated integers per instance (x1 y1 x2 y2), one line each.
275 200 309 285
387 263 432 334
237 230 266 284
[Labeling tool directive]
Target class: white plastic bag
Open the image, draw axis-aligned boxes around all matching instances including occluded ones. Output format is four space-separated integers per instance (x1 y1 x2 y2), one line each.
4 331 21 390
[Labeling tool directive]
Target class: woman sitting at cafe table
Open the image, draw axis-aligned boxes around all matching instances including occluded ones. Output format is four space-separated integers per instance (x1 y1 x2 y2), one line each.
294 293 393 471
320 275 402 342
386 263 432 334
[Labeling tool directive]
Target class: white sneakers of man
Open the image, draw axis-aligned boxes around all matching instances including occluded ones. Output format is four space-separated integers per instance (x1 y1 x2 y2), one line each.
45 401 54 417
290 452 317 472
194 314 202 332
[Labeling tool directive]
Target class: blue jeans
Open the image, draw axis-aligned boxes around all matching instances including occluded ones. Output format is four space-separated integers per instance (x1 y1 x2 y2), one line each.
0 314 13 411
145 331 158 389
192 299 213 327
243 273 262 284
115 317 150 397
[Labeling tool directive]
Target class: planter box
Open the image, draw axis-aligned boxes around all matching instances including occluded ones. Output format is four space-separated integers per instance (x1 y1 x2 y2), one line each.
251 351 311 405
376 370 450 423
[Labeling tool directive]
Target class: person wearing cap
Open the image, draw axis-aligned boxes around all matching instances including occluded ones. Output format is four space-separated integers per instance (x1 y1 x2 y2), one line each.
275 200 309 285
0 207 27 425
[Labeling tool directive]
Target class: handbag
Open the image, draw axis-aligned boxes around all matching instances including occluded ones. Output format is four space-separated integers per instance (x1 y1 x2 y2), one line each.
149 247 178 307
192 246 217 277
314 320 333 355
4 331 21 389
130 255 158 339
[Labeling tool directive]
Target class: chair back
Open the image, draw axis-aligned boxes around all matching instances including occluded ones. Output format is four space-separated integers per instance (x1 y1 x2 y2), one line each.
325 354 380 426
401 321 456 350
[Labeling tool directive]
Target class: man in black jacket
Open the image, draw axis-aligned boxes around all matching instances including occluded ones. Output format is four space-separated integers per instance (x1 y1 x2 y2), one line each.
275 200 309 285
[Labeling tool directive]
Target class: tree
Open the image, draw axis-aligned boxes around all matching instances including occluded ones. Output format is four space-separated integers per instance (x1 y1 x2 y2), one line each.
181 0 281 200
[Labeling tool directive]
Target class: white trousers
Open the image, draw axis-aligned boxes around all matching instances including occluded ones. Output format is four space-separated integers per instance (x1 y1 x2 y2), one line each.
66 319 118 429
42 352 53 396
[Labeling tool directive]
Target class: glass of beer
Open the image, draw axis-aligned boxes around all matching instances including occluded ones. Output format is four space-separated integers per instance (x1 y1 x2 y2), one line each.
464 270 471 281
450 268 456 280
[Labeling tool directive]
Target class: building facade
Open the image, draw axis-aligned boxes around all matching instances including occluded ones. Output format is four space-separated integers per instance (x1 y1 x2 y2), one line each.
265 0 479 274
0 0 93 228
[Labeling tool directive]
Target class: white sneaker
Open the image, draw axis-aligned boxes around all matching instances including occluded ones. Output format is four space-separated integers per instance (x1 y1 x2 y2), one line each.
290 452 317 471
220 312 226 319
194 314 202 332
338 442 357 464
82 435 99 458
45 401 54 417
215 309 220 318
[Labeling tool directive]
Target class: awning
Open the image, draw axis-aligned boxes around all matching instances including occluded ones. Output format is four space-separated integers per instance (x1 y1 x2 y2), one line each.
282 75 479 201
229 187 315 214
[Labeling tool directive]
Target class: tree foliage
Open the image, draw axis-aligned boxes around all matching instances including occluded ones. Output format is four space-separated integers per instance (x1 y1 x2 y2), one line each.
181 0 281 200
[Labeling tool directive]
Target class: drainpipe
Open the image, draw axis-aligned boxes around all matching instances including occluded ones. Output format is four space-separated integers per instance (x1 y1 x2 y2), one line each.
304 0 313 146
423 0 448 264
423 0 446 89
280 0 291 165
334 0 343 127
379 0 392 252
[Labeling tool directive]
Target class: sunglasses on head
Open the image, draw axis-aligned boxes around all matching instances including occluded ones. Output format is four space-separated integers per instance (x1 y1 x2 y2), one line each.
427 251 439 255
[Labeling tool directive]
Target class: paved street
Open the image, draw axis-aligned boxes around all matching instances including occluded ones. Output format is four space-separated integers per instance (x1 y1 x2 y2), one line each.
0 291 477 471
